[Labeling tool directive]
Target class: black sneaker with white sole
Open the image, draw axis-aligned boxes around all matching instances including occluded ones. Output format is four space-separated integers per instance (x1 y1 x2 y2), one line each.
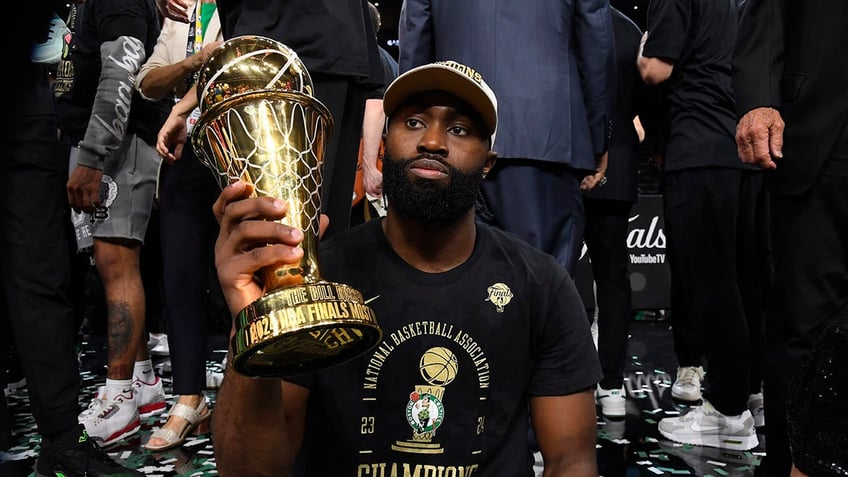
34 424 142 477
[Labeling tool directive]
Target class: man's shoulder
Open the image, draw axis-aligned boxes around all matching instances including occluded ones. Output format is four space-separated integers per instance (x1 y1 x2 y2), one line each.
478 222 566 273
320 220 381 255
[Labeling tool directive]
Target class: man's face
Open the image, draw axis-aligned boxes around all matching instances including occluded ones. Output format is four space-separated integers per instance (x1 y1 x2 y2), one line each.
382 92 495 225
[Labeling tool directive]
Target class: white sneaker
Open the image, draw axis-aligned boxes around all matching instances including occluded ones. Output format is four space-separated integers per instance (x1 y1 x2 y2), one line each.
148 333 170 357
596 384 627 417
3 377 26 396
658 400 758 451
78 390 140 447
205 368 224 389
600 416 626 440
671 366 704 401
134 374 166 417
747 392 765 428
31 13 70 64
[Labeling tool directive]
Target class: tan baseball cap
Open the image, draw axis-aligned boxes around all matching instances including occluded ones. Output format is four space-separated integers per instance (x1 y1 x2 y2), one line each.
383 60 498 145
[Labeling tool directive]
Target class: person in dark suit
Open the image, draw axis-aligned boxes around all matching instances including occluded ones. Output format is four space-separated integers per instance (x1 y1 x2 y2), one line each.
398 0 615 276
734 0 848 474
585 6 655 419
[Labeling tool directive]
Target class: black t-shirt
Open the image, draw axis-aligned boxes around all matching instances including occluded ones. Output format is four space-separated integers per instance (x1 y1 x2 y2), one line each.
643 0 753 171
54 0 169 145
287 219 601 476
217 0 382 88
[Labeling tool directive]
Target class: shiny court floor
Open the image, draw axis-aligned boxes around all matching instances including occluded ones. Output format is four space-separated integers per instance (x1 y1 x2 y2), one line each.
0 320 766 476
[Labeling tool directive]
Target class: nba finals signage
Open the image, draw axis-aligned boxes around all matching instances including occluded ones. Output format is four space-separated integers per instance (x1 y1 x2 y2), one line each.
627 195 670 310
575 194 670 310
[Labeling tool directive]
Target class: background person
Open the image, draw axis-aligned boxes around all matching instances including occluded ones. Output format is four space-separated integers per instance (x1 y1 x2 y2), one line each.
734 0 848 473
134 0 223 452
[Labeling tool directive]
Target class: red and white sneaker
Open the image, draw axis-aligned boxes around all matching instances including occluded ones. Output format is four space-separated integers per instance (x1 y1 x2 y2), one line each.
134 374 166 418
93 375 167 418
78 389 140 447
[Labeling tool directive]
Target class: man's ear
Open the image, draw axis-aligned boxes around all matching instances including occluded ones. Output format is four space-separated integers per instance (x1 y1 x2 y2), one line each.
483 151 497 177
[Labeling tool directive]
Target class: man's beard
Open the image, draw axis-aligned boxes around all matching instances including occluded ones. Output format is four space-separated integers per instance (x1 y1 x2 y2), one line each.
381 153 484 225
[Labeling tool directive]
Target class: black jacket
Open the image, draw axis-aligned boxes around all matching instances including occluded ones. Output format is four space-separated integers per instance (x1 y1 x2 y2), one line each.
734 0 848 195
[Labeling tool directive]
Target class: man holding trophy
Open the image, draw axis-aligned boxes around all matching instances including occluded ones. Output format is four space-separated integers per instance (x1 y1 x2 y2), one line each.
201 45 602 476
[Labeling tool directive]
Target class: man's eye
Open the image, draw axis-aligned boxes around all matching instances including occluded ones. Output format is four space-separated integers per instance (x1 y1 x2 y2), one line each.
405 118 423 128
449 125 469 136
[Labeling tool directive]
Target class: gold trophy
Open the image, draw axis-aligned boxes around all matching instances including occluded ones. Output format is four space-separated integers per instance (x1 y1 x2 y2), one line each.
191 36 382 377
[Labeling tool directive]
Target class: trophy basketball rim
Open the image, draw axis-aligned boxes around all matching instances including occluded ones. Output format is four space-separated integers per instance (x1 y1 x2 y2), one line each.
190 35 382 377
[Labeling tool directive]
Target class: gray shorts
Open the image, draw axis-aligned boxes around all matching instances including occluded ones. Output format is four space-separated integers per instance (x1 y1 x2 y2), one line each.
70 134 162 249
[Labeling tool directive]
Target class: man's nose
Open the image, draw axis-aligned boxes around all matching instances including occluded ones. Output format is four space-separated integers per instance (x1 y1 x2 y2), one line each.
417 126 448 156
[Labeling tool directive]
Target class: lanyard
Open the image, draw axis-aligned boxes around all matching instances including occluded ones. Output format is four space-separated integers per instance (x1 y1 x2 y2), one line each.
181 7 203 97
184 7 202 57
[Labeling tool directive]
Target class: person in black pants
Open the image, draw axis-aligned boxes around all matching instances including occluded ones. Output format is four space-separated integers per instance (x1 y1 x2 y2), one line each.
0 2 141 474
734 0 848 473
584 7 655 420
639 0 763 451
134 0 223 451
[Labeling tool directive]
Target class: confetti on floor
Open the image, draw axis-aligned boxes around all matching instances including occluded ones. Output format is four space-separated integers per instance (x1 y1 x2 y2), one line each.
1 322 766 476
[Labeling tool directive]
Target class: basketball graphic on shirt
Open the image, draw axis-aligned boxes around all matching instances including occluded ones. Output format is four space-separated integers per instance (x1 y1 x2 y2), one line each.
419 347 458 386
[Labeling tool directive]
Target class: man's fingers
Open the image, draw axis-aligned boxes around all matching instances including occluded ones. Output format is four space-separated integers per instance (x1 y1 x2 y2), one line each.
157 131 174 160
222 220 304 256
736 124 754 164
750 129 772 166
318 214 330 239
737 107 783 169
68 189 82 211
579 173 600 191
213 181 253 223
220 243 304 276
172 142 184 162
737 121 774 168
769 119 785 159
67 182 94 212
213 182 304 248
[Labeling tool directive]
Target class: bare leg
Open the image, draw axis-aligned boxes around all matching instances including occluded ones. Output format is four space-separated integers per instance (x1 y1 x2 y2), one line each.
93 238 147 381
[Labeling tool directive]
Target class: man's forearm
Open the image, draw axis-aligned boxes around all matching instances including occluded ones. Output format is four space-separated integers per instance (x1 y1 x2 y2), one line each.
78 36 147 169
213 361 295 476
361 99 385 173
173 84 200 116
139 61 196 101
637 32 674 86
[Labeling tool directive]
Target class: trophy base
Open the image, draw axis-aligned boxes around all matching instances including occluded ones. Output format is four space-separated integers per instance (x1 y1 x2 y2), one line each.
232 281 382 377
